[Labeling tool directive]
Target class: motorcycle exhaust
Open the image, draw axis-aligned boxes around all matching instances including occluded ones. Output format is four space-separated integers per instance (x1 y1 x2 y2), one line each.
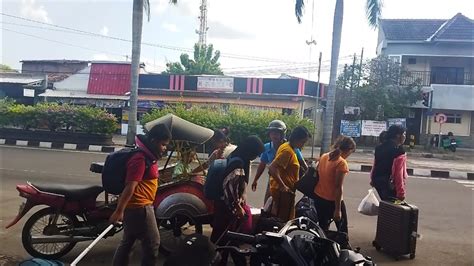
30 235 96 244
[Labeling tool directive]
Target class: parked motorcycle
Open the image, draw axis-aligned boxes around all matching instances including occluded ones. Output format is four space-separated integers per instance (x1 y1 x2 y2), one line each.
5 182 120 259
217 217 375 266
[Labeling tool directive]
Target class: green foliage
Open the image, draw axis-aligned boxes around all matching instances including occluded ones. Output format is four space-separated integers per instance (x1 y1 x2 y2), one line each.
0 100 118 134
163 43 224 75
141 103 313 145
336 56 422 120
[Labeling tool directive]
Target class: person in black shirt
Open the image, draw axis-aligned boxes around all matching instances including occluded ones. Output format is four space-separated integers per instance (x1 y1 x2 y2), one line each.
371 125 407 201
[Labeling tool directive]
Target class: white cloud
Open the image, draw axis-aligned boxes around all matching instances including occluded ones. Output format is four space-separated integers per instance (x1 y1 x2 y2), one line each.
20 0 52 23
99 26 109 36
162 22 179 33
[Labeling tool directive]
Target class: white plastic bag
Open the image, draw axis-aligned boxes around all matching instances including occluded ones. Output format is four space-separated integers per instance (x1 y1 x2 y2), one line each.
358 188 380 216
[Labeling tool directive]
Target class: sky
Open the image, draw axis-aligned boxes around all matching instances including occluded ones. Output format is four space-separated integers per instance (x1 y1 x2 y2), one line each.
1 0 473 83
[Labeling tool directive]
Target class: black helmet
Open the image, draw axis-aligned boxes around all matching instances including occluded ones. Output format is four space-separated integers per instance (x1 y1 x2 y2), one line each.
267 120 287 133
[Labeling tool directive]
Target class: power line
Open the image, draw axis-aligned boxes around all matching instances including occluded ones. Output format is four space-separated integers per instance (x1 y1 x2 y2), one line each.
1 12 323 64
3 28 128 58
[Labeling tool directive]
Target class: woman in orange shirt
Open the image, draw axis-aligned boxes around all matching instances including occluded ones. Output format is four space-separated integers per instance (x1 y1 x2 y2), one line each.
314 136 356 234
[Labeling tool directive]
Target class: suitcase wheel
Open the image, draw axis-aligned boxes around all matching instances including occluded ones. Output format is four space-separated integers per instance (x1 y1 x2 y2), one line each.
372 240 381 251
410 253 416 260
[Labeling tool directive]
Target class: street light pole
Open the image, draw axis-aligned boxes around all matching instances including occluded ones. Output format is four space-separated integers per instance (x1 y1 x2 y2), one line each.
311 52 322 158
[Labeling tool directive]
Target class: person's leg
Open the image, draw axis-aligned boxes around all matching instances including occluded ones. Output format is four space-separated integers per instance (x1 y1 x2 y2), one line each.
112 209 142 266
335 200 348 234
139 205 160 266
313 196 332 231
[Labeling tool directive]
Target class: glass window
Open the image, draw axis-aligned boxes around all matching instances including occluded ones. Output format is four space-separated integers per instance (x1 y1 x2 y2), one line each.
434 113 462 124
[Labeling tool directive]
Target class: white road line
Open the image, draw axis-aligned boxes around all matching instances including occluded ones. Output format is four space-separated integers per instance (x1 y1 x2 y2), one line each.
454 180 474 184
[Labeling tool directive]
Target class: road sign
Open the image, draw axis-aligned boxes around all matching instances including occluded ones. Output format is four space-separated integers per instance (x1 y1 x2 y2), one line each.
435 113 447 124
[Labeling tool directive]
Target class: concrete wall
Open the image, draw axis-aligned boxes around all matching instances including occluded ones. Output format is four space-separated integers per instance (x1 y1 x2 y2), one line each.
425 110 471 136
382 42 474 57
402 56 473 72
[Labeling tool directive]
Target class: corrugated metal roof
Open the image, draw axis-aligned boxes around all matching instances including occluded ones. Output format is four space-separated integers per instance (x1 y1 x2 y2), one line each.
87 63 131 95
40 89 129 100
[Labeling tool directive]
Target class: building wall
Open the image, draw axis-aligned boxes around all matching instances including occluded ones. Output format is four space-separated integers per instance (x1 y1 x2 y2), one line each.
381 42 474 57
425 110 471 136
22 62 88 74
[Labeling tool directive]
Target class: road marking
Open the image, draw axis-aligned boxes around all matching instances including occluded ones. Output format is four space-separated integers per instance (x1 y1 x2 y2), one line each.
454 180 474 191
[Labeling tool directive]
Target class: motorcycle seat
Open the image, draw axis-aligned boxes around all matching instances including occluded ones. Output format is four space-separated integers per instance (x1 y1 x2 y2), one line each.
32 183 104 200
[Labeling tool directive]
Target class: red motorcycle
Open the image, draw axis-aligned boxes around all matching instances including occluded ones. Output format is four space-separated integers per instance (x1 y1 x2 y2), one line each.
5 182 117 259
6 115 221 259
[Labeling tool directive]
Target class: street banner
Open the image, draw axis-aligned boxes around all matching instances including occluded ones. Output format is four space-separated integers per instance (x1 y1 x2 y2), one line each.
387 118 407 128
340 120 361 137
361 120 387 137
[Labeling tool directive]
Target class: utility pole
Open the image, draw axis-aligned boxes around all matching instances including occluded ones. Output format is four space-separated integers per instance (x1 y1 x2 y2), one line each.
196 0 209 46
357 47 364 88
426 89 434 149
349 53 357 98
311 52 322 158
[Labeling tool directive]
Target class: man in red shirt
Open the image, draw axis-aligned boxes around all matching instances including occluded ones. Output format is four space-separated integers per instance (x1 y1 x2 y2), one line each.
110 124 171 266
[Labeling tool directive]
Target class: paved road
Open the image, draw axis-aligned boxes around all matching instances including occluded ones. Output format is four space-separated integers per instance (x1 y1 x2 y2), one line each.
0 146 473 265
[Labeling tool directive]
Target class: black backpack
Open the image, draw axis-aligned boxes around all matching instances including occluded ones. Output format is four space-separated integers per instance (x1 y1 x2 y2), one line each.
203 157 243 200
102 148 152 195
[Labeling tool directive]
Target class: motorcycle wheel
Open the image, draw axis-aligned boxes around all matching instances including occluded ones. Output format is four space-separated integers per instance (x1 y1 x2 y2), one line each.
22 207 79 259
158 213 203 256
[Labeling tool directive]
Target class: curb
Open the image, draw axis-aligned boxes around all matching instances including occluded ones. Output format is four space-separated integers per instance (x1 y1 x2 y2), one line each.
2 140 473 181
348 163 474 180
0 139 118 153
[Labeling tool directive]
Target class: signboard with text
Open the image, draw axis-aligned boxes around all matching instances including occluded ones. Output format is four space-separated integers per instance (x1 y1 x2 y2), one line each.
197 77 234 92
387 118 407 128
340 120 361 137
361 120 387 137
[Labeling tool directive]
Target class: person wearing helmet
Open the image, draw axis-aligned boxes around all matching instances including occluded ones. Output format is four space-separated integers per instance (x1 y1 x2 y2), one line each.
251 120 307 204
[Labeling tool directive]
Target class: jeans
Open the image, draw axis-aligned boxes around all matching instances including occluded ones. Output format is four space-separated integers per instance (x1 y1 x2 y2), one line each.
112 205 160 266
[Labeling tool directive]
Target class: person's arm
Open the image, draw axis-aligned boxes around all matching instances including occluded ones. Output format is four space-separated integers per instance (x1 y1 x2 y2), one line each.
392 155 407 200
333 170 347 222
109 181 139 223
333 160 349 222
223 167 246 218
251 162 267 192
296 149 308 172
268 161 290 192
192 150 218 174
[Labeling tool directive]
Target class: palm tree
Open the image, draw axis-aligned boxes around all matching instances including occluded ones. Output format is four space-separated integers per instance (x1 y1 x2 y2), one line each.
295 0 382 153
127 0 177 145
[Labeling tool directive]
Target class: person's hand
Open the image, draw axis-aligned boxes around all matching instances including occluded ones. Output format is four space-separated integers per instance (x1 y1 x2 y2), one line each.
333 209 342 222
280 185 291 193
235 205 245 219
109 210 124 224
251 180 258 192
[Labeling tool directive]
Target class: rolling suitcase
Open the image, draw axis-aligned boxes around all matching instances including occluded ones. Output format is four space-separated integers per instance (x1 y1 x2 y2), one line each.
373 200 418 260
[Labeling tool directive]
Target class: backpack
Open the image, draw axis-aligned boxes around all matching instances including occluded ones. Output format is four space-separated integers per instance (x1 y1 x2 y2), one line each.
19 259 64 266
203 157 243 200
102 148 152 195
295 196 319 223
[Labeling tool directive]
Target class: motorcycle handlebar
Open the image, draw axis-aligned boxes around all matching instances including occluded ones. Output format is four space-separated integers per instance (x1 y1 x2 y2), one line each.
226 231 256 244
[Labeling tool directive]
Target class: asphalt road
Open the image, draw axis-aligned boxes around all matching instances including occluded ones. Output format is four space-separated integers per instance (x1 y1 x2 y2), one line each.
0 146 473 265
